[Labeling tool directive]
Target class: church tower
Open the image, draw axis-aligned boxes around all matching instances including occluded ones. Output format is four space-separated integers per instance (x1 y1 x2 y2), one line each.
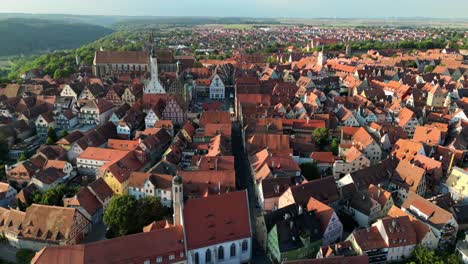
345 44 351 57
317 46 327 67
144 50 166 94
172 174 184 226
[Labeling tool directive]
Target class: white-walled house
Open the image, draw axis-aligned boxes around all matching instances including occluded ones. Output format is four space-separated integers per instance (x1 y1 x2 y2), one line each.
76 147 128 176
307 197 343 245
128 172 173 207
375 217 417 262
209 74 225 100
60 84 82 99
402 192 459 247
349 216 418 263
145 108 160 129
397 107 419 138
35 111 56 140
333 146 370 179
336 106 359 126
78 99 115 126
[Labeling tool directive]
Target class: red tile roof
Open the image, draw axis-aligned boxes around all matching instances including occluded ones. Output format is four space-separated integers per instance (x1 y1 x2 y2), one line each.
311 152 336 164
183 190 251 250
32 225 185 264
94 50 148 64
412 126 441 145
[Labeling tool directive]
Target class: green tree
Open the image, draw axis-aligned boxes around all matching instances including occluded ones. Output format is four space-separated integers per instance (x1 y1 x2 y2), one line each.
408 246 461 264
16 249 35 264
424 65 436 73
104 195 170 238
192 61 203 68
104 195 137 237
47 127 58 142
313 127 329 150
266 56 278 64
331 138 339 155
60 130 68 138
17 153 27 162
300 162 320 181
408 61 418 68
30 184 79 207
45 137 55 145
135 196 167 229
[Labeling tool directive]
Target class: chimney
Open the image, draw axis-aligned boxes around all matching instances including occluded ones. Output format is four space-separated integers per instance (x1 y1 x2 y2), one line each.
290 220 294 230
392 219 397 228
298 205 303 215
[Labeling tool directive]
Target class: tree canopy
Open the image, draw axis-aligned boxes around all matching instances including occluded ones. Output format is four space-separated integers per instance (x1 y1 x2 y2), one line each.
313 127 329 150
407 246 460 264
103 195 169 238
31 184 79 207
300 162 321 181
331 138 339 155
0 18 113 57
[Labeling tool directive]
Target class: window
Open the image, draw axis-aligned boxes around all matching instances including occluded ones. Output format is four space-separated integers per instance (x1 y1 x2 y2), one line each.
242 240 248 252
144 260 150 264
169 255 175 260
218 246 224 260
205 249 212 263
156 256 162 263
194 252 199 264
230 243 236 257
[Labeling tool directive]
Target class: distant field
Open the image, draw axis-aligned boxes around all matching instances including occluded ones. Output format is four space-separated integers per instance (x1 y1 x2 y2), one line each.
279 18 468 28
0 57 12 68
223 24 254 29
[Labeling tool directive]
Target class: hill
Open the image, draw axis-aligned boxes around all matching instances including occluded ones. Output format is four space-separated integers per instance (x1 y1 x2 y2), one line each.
0 18 114 56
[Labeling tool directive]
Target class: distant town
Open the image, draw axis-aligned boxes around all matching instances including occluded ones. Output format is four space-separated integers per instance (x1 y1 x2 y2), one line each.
0 19 467 264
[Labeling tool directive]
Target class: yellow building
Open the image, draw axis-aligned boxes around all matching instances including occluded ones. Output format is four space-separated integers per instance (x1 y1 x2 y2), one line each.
103 169 129 195
101 152 143 195
445 167 468 204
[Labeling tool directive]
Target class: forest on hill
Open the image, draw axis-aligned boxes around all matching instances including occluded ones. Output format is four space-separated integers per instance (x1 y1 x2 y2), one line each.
0 18 113 56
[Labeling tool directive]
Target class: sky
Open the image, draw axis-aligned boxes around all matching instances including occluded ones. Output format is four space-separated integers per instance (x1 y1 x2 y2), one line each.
1 0 467 19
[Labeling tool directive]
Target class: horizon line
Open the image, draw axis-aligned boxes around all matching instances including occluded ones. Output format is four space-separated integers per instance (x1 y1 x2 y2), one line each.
1 12 468 21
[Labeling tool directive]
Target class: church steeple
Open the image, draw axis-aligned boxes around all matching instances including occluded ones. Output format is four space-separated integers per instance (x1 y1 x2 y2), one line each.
144 51 166 94
318 45 327 67
172 174 184 226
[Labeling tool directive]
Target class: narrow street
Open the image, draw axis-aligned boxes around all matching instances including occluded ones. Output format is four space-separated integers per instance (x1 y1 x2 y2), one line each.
232 122 272 264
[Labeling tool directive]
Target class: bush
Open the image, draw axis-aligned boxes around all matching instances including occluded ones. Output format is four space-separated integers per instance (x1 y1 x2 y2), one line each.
300 162 320 181
16 249 36 264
